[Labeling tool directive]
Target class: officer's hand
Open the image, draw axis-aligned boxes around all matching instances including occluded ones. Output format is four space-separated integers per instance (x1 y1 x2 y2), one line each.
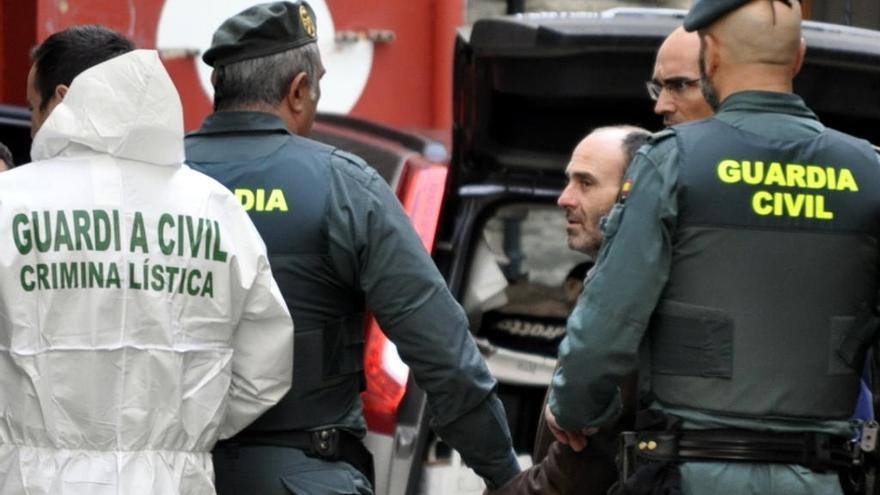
544 404 598 452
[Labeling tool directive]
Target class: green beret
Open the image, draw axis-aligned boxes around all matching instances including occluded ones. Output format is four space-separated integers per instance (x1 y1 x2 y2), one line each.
203 1 318 68
683 0 751 31
684 0 801 32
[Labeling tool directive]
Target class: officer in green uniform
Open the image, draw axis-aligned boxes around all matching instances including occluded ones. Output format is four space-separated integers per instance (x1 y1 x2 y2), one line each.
545 1 880 494
184 2 520 494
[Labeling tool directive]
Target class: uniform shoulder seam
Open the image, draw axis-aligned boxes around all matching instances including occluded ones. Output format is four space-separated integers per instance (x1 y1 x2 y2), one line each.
331 149 368 166
634 130 678 173
328 149 376 184
649 128 676 144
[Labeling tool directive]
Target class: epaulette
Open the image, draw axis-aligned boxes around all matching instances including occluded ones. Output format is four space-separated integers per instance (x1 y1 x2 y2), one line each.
329 148 378 184
332 148 367 167
649 128 676 144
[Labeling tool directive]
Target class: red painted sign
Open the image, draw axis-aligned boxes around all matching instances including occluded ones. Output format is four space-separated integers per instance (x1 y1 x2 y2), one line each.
0 0 461 132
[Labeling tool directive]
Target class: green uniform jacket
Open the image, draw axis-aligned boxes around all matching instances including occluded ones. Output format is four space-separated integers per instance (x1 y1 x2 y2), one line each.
549 92 878 494
186 111 519 488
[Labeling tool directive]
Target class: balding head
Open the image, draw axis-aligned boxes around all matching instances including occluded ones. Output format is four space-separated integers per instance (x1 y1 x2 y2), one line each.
657 28 702 74
709 0 802 66
651 27 714 126
699 0 806 106
558 126 650 256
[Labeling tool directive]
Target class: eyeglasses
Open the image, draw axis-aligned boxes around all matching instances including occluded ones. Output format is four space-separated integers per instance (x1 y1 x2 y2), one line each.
646 78 701 101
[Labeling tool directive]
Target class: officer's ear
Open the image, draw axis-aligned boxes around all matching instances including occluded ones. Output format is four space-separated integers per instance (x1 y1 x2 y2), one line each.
285 71 311 115
792 37 807 77
278 71 315 136
699 32 721 79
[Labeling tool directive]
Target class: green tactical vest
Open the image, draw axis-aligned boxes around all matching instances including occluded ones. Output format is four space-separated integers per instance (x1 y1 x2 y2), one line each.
186 115 366 432
648 118 880 420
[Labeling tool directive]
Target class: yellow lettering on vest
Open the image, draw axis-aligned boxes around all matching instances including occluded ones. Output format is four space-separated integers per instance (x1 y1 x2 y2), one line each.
786 164 806 188
742 161 764 185
753 191 835 220
255 189 266 212
764 162 786 186
234 188 289 212
827 167 837 190
716 160 859 196
773 192 784 216
752 191 773 215
837 168 859 192
718 160 741 183
815 195 834 219
805 193 815 218
264 189 289 212
783 192 805 217
235 189 255 211
806 166 826 189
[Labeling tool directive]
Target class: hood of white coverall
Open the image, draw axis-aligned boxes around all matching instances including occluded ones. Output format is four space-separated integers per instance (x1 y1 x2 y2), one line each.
31 49 184 165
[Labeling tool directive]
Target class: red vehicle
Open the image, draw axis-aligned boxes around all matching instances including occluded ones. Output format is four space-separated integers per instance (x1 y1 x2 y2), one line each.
0 0 461 131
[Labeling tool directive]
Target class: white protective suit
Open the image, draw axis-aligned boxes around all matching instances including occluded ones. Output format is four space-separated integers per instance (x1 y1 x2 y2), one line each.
0 50 293 495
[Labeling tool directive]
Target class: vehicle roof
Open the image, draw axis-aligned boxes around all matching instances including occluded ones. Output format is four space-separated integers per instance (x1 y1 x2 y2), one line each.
451 8 880 187
464 8 880 59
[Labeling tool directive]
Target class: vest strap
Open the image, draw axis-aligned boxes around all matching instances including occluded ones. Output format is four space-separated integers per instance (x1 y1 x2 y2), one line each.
838 304 880 370
292 312 366 392
650 300 733 378
322 312 366 379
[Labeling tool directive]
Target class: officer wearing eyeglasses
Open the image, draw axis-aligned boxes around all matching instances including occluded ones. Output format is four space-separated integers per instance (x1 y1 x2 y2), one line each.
647 27 714 126
548 0 880 494
485 21 724 495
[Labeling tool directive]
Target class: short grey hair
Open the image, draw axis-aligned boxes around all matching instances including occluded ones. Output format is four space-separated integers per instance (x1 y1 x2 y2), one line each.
621 129 651 168
212 42 322 111
589 125 651 173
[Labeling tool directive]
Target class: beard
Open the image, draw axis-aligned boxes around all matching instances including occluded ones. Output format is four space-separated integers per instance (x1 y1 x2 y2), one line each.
566 226 600 258
699 48 721 112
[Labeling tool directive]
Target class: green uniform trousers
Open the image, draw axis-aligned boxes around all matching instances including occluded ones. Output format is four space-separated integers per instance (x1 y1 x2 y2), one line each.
213 444 373 495
680 462 843 495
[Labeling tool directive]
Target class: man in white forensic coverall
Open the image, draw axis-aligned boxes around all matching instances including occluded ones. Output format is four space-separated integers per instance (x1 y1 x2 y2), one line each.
0 26 293 495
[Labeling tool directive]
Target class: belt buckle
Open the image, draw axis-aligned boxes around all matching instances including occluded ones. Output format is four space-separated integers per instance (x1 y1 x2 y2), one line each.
310 428 340 459
635 432 678 462
861 421 879 454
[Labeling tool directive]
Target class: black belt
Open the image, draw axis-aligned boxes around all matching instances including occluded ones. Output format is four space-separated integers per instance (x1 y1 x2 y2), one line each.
625 429 858 472
219 428 375 486
612 411 873 495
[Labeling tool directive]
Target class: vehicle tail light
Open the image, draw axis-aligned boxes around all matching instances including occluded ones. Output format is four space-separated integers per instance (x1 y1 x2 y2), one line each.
362 318 409 434
361 158 448 434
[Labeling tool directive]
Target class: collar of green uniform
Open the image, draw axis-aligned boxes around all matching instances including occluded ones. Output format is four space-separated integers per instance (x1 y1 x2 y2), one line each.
717 91 818 121
191 111 291 136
